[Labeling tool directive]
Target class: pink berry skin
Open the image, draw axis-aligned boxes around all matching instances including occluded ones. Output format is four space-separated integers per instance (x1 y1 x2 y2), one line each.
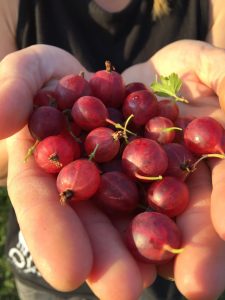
125 82 147 97
174 116 194 143
147 176 189 217
61 117 82 139
125 211 182 264
28 106 64 140
144 116 176 144
184 116 224 155
163 143 195 181
89 61 126 108
122 138 168 181
157 99 179 121
56 159 101 204
122 89 159 127
33 88 58 107
55 73 92 110
94 171 139 214
99 159 123 173
34 135 81 174
84 127 120 163
107 107 124 130
71 96 109 131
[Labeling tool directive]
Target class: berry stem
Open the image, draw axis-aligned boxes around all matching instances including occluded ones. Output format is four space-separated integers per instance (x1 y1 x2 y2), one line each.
49 153 63 168
162 127 182 133
163 244 184 254
63 109 82 143
173 95 189 104
134 172 163 181
137 203 149 211
123 114 135 143
105 118 137 136
89 144 99 161
191 153 225 171
47 94 57 107
60 189 74 205
79 71 85 78
105 60 114 73
112 131 124 141
24 139 39 162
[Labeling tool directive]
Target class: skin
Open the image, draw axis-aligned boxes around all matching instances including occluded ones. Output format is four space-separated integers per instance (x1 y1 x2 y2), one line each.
1 1 225 299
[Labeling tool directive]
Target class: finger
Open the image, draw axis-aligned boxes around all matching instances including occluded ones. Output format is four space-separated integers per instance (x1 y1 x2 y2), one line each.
7 126 93 291
73 201 157 300
0 45 90 138
174 163 225 300
150 40 225 102
208 158 225 240
150 40 225 85
110 214 157 289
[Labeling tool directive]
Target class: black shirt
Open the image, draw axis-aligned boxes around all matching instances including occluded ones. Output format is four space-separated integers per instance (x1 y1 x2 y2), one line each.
16 0 209 72
6 0 209 298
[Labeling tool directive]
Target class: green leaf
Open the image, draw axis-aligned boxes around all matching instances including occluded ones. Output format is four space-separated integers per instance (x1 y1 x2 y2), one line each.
150 73 189 103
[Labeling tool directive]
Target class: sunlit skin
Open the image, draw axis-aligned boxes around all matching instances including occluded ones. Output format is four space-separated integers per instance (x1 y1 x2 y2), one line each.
1 40 225 300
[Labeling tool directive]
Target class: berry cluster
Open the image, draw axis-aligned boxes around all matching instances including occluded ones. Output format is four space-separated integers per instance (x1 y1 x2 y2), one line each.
27 61 225 265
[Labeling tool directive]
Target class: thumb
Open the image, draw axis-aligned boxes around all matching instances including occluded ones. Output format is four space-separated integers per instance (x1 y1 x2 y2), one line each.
0 45 89 139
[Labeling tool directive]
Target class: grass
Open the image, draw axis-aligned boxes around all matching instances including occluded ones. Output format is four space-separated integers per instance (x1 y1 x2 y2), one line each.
0 187 19 300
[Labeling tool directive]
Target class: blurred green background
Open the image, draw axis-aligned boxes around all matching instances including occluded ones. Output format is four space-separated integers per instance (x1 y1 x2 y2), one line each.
1 186 225 300
0 187 19 300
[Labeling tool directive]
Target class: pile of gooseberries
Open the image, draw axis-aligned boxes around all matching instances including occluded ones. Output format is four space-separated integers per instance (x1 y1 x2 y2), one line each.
26 61 225 264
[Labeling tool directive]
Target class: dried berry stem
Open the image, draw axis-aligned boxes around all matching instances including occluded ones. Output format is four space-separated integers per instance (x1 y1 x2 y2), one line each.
105 60 114 72
60 189 74 205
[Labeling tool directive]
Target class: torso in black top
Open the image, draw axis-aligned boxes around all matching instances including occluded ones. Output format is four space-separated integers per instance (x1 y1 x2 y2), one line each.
7 0 209 298
16 0 209 73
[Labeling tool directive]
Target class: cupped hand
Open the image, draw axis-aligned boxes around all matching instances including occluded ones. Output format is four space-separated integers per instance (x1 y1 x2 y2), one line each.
2 45 156 300
123 39 225 299
3 41 225 300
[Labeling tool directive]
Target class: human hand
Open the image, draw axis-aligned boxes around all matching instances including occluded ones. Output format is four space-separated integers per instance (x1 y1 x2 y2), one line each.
3 41 225 300
123 39 225 300
1 45 156 300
